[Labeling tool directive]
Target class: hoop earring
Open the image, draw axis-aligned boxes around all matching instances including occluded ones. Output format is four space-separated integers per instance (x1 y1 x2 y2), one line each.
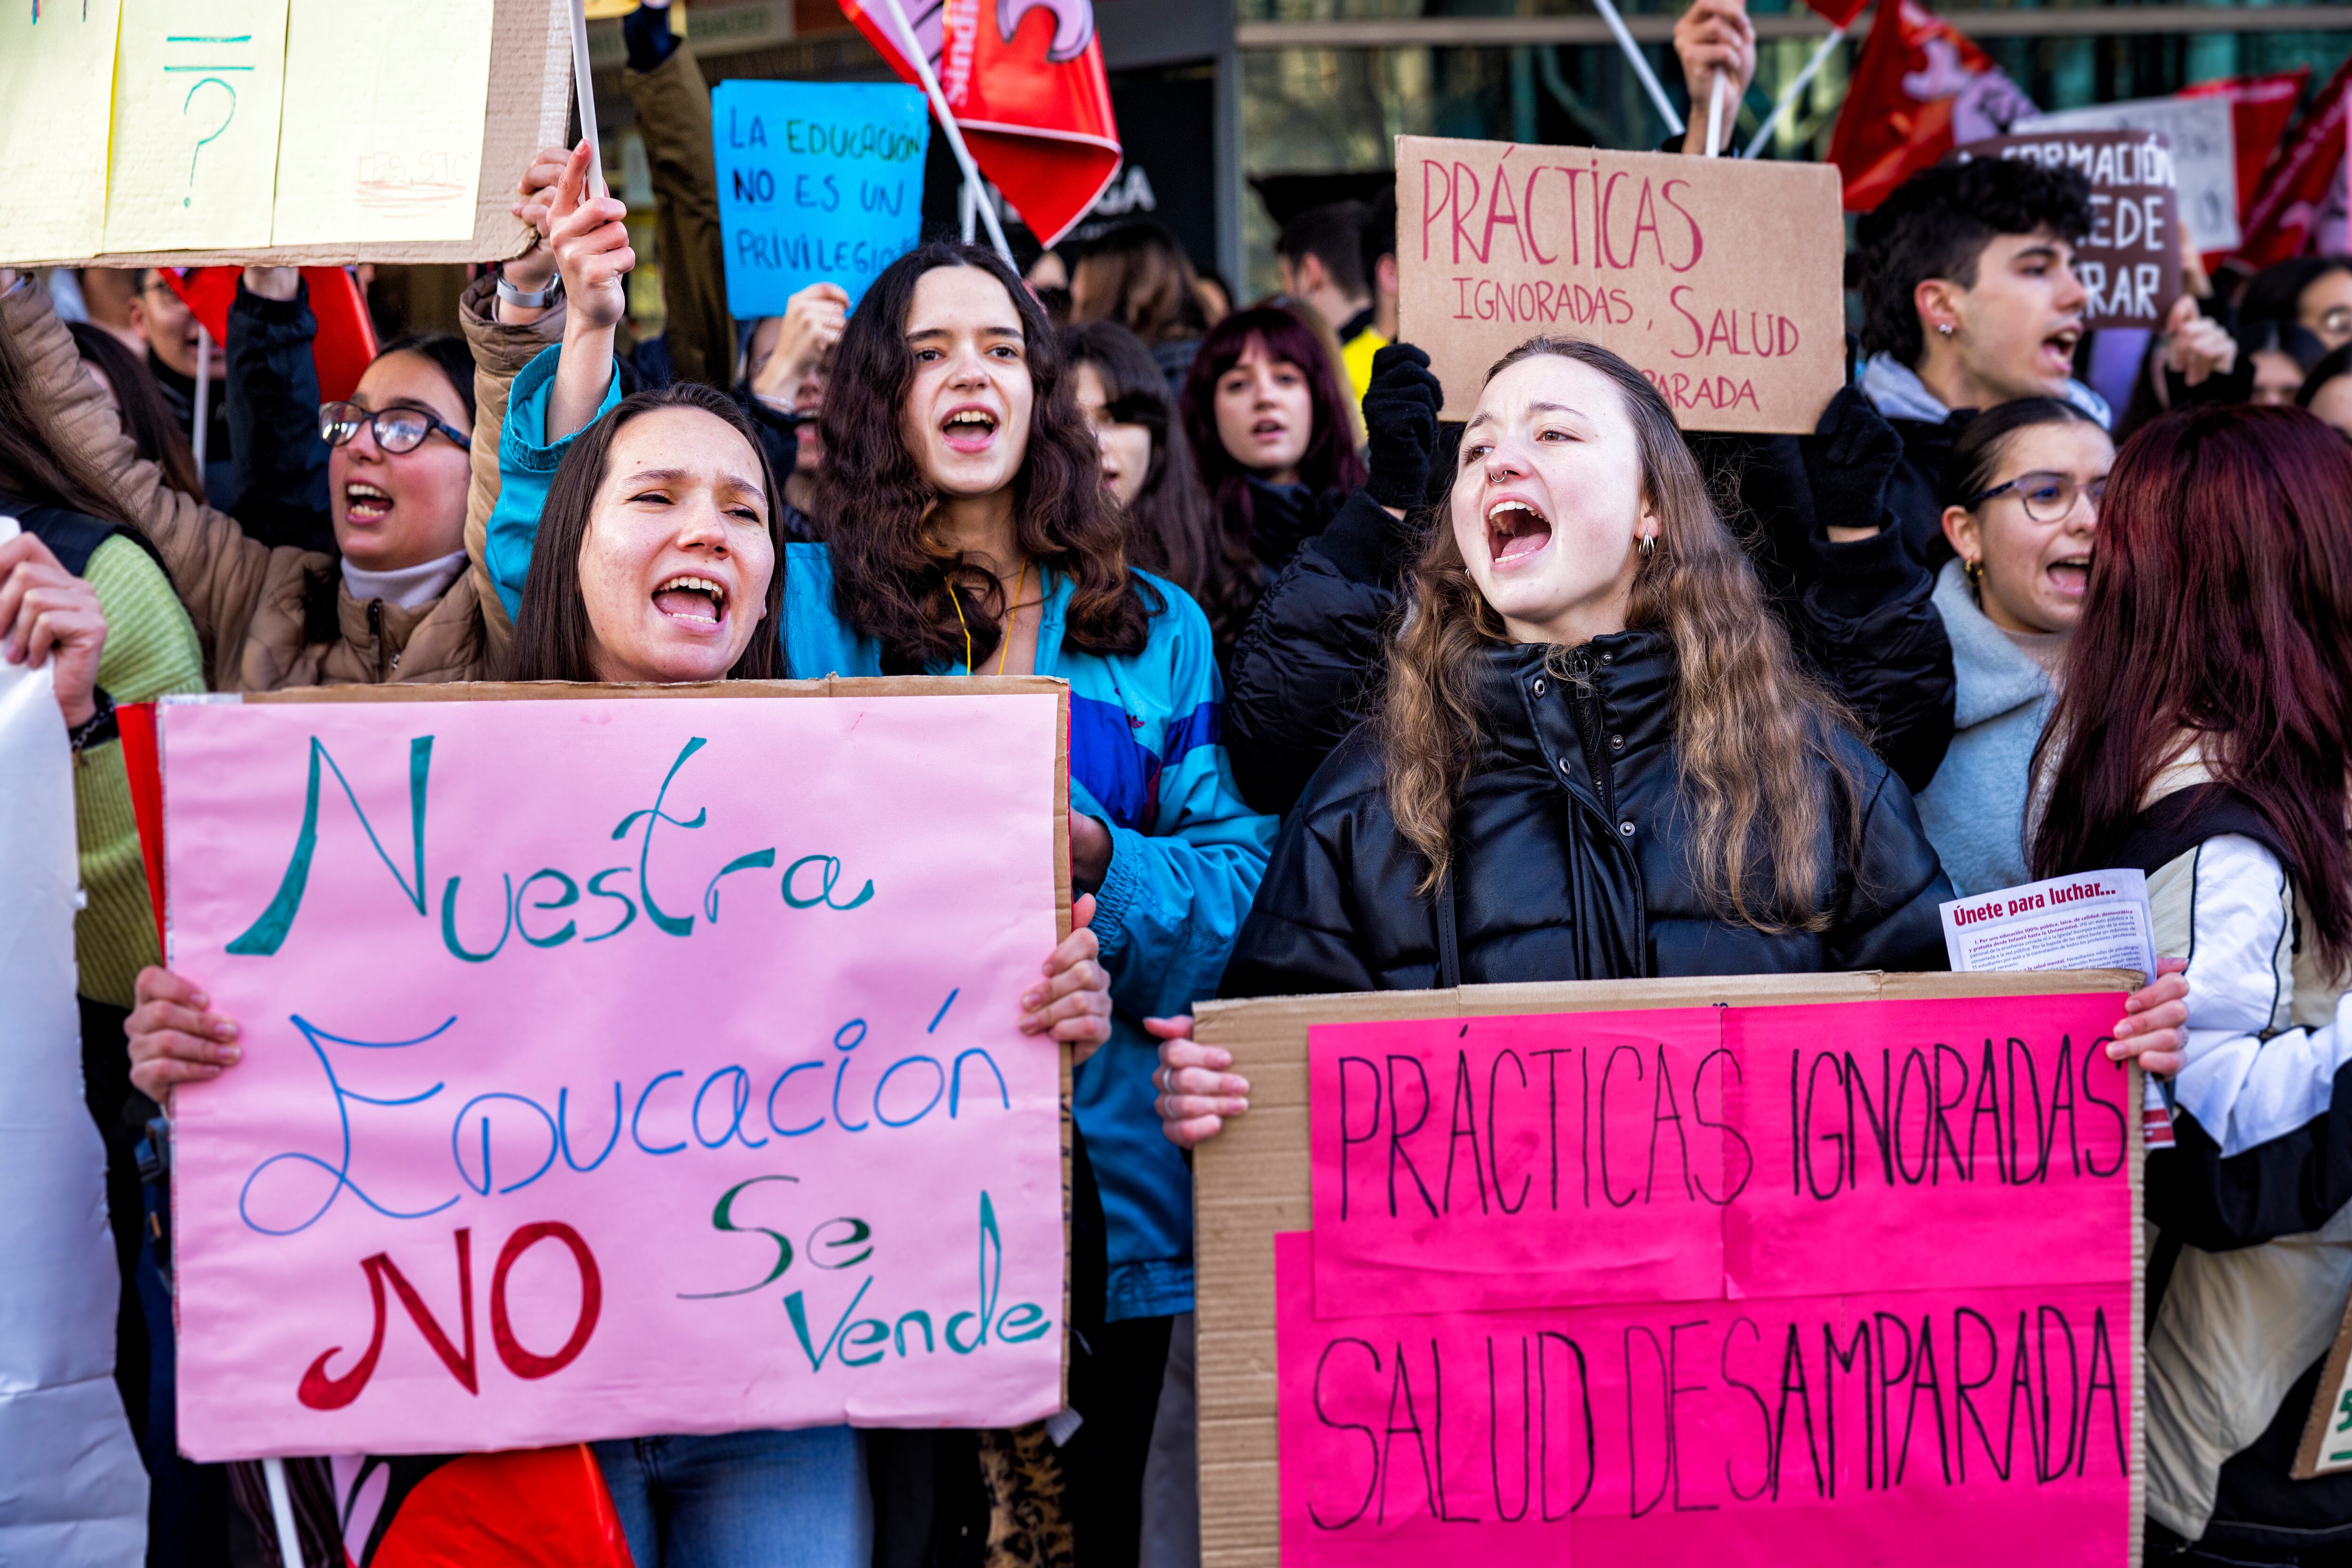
1964 557 1983 589
1639 533 1657 560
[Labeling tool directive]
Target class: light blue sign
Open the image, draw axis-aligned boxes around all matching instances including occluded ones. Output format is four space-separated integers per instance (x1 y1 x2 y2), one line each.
712 80 931 318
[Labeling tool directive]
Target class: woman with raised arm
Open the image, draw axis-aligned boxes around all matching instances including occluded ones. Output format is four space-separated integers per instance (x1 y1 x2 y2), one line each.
1154 337 2189 1144
478 146 1274 1562
2028 404 2352 1564
127 365 1118 1568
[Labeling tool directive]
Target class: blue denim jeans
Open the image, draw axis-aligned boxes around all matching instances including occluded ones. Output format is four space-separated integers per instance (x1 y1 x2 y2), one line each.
591 1426 871 1568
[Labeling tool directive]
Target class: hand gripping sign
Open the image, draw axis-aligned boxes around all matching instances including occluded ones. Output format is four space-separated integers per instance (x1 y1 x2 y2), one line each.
159 679 1069 1460
1190 972 2146 1568
1395 135 1847 433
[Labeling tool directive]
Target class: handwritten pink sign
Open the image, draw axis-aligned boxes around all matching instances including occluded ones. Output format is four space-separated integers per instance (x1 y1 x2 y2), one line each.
1276 1231 2133 1566
161 690 1065 1460
1309 995 2132 1315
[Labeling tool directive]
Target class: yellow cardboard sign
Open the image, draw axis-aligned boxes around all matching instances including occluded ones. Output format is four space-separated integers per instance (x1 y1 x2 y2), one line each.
103 0 292 252
271 0 497 246
0 0 123 262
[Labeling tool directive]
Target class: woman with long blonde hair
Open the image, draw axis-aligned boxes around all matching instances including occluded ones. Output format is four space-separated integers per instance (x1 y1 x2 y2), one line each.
1215 335 1950 998
1148 337 2193 1142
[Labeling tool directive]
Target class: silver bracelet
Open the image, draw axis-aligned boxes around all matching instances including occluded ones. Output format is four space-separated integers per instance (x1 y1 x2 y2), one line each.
496 272 562 309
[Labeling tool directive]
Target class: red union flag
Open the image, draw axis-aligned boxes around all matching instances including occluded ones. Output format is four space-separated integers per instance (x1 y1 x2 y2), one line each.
2235 58 2352 268
839 0 1120 248
1828 0 2037 212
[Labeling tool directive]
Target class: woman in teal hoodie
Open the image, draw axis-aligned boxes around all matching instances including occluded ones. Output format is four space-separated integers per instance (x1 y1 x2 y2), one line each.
484 156 1274 1559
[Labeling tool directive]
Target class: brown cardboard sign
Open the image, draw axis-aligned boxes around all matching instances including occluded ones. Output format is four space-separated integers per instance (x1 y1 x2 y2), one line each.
1951 129 2185 331
1188 970 2148 1568
1394 135 1846 433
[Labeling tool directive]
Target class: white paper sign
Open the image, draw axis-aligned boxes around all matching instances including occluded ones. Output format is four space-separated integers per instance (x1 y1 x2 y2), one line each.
2017 96 2240 253
1940 868 2157 979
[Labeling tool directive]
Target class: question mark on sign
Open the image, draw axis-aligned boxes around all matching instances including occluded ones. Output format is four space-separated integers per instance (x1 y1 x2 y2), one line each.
181 77 237 208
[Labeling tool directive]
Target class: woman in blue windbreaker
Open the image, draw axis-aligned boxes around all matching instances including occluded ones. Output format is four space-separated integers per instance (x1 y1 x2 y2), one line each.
484 180 1274 1560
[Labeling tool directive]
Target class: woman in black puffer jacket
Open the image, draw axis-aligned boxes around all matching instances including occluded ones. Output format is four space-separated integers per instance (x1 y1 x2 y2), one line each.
1216 336 1950 999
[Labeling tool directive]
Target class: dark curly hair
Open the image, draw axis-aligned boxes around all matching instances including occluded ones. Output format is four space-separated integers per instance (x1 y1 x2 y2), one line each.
1856 158 2095 368
811 242 1155 672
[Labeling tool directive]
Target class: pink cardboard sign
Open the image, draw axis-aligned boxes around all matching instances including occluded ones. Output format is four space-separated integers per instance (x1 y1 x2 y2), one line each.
1310 995 2130 1316
161 691 1065 1460
1275 1231 2132 1567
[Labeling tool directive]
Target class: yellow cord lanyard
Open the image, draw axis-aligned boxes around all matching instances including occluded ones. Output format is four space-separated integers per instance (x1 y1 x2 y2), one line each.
949 558 1029 676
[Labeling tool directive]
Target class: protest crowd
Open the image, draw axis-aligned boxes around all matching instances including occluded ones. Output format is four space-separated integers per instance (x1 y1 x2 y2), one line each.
9 0 2352 1563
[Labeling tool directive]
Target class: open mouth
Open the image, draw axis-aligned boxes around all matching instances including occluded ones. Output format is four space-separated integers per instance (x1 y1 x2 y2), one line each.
2042 323 2083 370
652 573 728 627
1486 498 1553 565
2047 555 2090 596
1250 417 1287 442
941 406 999 454
344 482 392 523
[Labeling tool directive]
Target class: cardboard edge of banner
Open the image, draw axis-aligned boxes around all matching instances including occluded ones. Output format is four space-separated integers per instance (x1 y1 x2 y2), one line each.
19 0 570 270
1189 968 2149 1568
154 673 1079 1415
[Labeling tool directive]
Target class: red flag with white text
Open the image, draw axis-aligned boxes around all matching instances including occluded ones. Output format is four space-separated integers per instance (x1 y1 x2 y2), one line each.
837 0 1120 248
1828 0 2037 212
2234 59 2352 268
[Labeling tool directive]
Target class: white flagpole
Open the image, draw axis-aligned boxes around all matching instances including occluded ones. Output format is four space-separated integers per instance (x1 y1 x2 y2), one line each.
1589 0 1685 138
264 1457 302 1567
871 0 1015 263
568 0 608 198
1744 24 1845 159
191 323 212 474
1704 72 1727 155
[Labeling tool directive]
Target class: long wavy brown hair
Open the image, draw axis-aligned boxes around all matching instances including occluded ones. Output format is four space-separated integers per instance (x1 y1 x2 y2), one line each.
811 243 1154 671
1382 337 1859 928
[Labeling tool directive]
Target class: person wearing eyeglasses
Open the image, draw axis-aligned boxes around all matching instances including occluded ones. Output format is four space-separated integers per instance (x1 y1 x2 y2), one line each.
0 157 578 692
1911 397 2112 896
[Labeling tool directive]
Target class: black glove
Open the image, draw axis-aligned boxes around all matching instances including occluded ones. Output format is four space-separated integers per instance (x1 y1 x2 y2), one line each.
1362 342 1444 511
1798 383 1902 536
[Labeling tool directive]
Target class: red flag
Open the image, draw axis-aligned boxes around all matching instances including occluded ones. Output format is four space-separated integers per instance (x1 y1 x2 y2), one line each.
159 266 380 403
2233 60 2350 269
838 0 1120 248
1828 0 2038 213
1803 0 1869 34
2179 70 2310 227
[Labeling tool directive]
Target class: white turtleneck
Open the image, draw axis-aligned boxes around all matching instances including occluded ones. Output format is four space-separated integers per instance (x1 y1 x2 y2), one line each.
342 549 468 611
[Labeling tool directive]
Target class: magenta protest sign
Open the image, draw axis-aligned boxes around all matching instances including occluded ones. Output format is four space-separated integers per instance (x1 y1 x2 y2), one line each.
159 685 1067 1460
1276 1233 2132 1566
1286 995 2137 1562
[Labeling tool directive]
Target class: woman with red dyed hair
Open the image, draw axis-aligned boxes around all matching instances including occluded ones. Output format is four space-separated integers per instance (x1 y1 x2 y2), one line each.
1176 304 1367 645
2036 403 2352 1562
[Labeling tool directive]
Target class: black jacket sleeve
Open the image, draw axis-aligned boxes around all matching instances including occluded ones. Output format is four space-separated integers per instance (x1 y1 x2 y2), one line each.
1224 489 1414 817
1822 742 1955 973
224 280 334 554
1693 401 1957 796
2147 1082 2352 1254
1804 524 1955 793
1217 761 1387 1000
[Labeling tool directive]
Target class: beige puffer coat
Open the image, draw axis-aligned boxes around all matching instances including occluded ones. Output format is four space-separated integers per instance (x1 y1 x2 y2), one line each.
1 271 560 691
